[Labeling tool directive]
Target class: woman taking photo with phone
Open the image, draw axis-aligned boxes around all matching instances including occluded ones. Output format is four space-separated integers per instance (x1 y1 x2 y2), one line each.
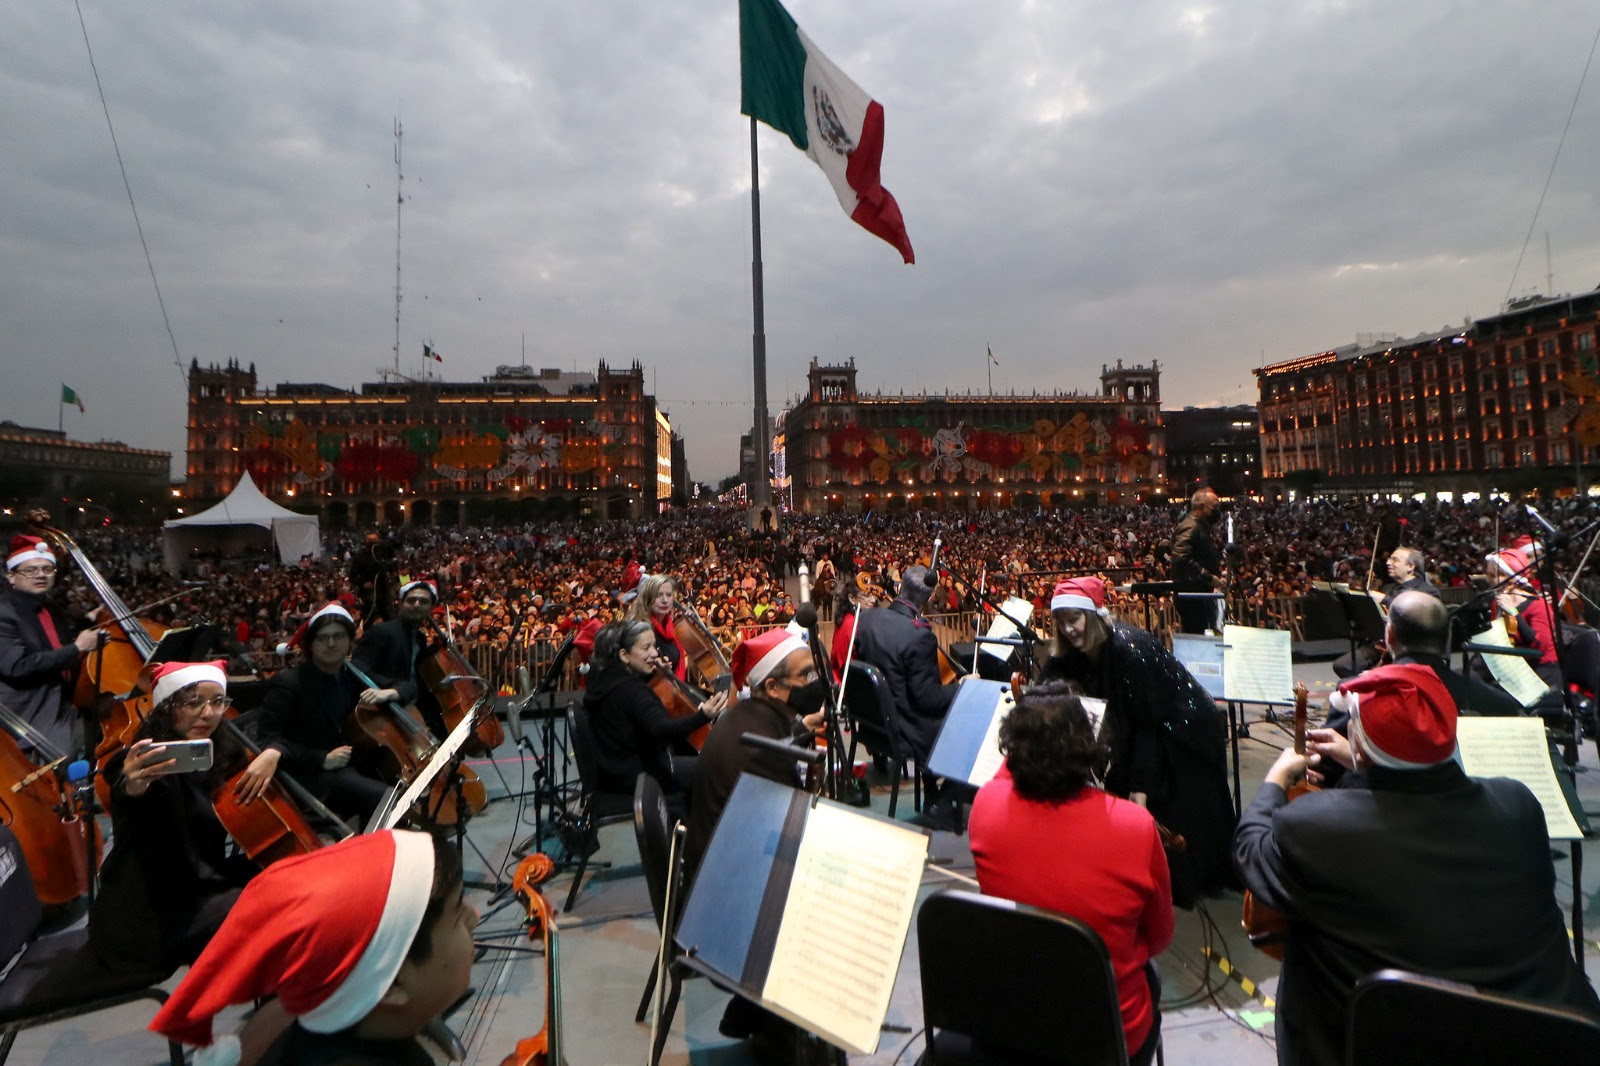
34 660 263 997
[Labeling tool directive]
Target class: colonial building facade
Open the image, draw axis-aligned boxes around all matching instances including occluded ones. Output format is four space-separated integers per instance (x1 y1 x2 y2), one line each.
1163 405 1260 499
781 359 1166 513
1255 289 1600 497
183 360 671 525
0 423 170 523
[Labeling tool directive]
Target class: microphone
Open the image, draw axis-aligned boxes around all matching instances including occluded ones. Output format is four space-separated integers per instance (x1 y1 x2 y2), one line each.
1523 504 1567 549
925 535 943 588
67 759 91 784
795 602 819 633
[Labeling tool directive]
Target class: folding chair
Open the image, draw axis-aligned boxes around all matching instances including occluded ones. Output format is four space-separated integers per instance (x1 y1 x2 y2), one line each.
843 660 923 816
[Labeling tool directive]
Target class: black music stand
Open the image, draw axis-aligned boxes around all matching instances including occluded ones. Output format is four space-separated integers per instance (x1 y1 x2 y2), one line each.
1328 588 1386 666
510 638 582 862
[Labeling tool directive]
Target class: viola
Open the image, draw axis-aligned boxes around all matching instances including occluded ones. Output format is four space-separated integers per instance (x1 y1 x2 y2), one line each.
208 717 347 868
1241 682 1313 959
0 703 99 905
418 621 505 757
499 853 563 1066
343 660 487 825
649 666 714 751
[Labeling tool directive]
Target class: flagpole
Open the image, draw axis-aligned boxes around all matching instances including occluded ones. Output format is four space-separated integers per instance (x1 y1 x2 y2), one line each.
749 116 771 511
986 346 992 396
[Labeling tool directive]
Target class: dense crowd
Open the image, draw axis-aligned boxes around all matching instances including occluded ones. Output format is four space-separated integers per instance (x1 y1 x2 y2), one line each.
48 494 1600 670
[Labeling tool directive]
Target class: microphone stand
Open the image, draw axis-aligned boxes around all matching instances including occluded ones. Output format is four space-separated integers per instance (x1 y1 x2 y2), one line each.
796 607 850 804
936 556 1042 680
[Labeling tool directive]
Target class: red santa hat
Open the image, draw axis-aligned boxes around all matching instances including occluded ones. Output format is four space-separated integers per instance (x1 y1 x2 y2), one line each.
1487 548 1535 589
276 602 355 656
6 535 55 572
1050 577 1109 617
731 627 808 691
1332 662 1457 769
398 579 438 602
150 660 228 707
149 830 436 1066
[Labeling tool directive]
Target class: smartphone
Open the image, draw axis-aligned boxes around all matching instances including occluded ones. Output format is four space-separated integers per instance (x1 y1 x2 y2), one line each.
149 739 214 774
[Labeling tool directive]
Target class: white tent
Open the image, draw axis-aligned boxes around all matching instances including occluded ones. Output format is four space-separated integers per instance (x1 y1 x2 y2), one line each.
162 471 321 573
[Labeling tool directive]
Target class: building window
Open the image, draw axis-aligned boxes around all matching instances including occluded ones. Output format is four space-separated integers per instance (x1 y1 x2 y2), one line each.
1486 445 1501 466
1552 441 1569 464
1541 339 1557 358
1580 331 1595 351
1511 366 1528 386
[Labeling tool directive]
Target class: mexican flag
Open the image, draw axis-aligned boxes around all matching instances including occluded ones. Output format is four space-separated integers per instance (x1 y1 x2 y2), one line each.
739 0 915 264
61 384 85 412
423 343 443 363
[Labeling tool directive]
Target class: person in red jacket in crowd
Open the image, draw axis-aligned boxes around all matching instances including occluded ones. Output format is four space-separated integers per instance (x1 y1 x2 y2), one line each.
969 680 1173 1065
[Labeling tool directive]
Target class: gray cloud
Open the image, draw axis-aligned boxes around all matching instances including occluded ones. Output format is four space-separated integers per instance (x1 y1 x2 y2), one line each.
5 1 1600 483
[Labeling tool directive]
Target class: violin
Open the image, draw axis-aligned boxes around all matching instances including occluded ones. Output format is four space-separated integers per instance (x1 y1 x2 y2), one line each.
419 617 505 757
500 853 564 1066
209 717 347 868
343 659 487 825
1241 682 1313 959
0 700 100 904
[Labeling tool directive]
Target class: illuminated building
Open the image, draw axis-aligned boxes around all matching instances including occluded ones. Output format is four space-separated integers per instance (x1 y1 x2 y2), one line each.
184 359 671 525
0 422 169 523
781 358 1166 513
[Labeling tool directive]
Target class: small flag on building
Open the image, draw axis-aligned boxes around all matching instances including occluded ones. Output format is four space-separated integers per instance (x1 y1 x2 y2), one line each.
739 0 914 263
61 384 85 412
423 344 443 363
988 345 998 367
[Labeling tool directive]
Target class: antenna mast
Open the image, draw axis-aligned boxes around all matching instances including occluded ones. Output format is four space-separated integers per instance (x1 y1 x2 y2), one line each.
393 118 404 376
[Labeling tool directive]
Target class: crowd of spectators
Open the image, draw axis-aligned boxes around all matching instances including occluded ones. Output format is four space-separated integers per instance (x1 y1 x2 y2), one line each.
48 495 1600 679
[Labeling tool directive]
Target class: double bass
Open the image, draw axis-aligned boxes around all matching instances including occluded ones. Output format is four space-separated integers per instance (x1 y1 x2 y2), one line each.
499 853 564 1066
1240 682 1313 958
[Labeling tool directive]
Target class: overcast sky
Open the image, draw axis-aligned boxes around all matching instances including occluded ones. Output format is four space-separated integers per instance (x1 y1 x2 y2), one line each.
6 1 1600 484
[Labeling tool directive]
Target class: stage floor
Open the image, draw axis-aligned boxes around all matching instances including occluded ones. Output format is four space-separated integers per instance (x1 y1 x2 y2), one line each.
9 657 1600 1065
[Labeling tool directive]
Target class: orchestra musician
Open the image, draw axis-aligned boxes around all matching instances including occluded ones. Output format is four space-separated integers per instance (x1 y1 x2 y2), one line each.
1038 577 1236 907
151 828 474 1066
1331 546 1442 679
626 573 688 681
969 681 1172 1066
583 620 727 813
849 565 964 831
32 661 267 997
1235 662 1600 1066
1488 547 1562 690
353 579 449 738
1168 488 1223 635
0 534 105 757
256 603 391 825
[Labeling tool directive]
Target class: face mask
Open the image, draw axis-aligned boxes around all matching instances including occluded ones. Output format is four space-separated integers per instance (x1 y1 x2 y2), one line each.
785 677 829 716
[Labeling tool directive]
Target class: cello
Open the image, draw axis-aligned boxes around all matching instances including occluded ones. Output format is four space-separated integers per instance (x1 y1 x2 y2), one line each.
1240 681 1313 958
418 614 505 757
209 716 349 868
673 601 734 696
0 699 100 904
499 852 564 1066
343 659 487 824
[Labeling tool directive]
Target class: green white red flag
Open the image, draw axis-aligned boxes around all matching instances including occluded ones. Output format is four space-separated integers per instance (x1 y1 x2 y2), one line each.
739 0 914 263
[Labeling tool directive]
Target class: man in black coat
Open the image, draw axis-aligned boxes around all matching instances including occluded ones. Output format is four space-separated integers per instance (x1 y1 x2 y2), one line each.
0 534 103 757
850 565 962 828
683 630 824 879
1169 488 1222 635
1236 662 1598 1066
352 579 448 738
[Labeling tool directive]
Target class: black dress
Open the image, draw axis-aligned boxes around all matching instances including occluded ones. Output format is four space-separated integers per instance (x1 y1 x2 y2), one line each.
1039 622 1237 907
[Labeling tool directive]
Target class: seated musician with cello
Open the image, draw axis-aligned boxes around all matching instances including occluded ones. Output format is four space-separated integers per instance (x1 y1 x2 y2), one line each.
256 603 391 825
353 578 449 738
33 661 270 996
151 828 475 1066
1234 663 1600 1066
584 620 727 813
969 680 1172 1066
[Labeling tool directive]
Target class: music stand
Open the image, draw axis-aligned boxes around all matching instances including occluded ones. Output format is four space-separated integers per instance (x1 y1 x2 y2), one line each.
1329 588 1386 666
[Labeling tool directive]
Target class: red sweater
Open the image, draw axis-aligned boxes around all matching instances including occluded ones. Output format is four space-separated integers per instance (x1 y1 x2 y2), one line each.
969 767 1174 1052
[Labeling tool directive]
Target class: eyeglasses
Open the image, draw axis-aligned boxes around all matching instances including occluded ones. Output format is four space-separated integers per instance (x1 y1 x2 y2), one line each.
178 695 232 713
12 566 56 578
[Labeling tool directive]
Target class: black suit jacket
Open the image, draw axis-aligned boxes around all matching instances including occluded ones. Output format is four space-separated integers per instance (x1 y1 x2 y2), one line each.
683 694 807 878
1235 763 1599 1066
0 587 85 757
352 619 446 737
850 599 958 764
257 660 376 781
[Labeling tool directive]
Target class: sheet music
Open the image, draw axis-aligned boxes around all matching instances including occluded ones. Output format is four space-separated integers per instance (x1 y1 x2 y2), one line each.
379 705 478 830
981 597 1035 661
967 687 1014 786
1470 624 1551 708
1455 718 1585 840
1222 625 1295 705
760 803 929 1054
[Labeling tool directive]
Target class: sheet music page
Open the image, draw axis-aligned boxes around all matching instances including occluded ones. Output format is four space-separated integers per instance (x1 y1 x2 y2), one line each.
761 803 929 1053
967 687 1014 786
1470 624 1551 708
1455 718 1585 840
380 705 478 830
1222 625 1295 705
981 597 1035 661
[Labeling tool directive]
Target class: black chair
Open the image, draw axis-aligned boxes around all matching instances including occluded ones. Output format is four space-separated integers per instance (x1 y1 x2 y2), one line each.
562 702 635 912
1559 624 1600 735
916 888 1130 1066
842 660 922 816
632 771 682 1025
0 828 183 1066
1347 968 1600 1065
